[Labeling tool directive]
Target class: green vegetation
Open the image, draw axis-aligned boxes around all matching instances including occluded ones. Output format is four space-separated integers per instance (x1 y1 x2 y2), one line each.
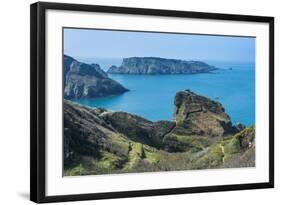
63 91 255 176
64 164 88 176
143 147 160 164
176 135 214 152
224 137 241 154
191 144 224 169
123 142 144 170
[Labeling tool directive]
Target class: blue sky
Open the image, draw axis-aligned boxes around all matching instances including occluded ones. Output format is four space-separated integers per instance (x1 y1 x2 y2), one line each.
64 28 255 62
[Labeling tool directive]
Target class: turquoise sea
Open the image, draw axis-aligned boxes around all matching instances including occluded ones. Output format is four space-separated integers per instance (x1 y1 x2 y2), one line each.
73 58 255 126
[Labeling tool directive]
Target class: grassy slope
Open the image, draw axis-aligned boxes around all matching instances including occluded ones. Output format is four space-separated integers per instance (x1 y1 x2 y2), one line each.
63 100 255 176
65 126 255 176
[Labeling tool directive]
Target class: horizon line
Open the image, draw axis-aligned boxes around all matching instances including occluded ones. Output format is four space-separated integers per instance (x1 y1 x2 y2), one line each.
66 54 255 64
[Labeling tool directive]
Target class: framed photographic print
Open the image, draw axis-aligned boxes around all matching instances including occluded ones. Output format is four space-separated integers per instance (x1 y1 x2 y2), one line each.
30 2 274 203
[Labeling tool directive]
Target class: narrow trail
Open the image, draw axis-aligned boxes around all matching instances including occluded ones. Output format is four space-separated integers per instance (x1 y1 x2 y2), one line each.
219 143 225 163
164 122 177 137
122 143 141 170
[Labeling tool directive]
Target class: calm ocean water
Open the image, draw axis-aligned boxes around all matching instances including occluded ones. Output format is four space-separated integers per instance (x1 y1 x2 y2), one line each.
74 58 255 126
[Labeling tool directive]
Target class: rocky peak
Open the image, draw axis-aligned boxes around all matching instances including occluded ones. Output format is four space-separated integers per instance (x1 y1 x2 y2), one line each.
63 55 129 99
173 90 233 137
65 55 107 78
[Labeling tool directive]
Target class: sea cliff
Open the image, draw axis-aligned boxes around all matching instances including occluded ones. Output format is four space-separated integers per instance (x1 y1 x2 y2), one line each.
108 57 218 74
64 55 129 99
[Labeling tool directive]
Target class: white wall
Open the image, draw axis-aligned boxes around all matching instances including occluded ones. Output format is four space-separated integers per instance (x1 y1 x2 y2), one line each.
0 0 279 204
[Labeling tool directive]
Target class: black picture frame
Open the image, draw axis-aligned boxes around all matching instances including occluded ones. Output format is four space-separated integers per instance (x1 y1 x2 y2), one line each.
30 1 274 203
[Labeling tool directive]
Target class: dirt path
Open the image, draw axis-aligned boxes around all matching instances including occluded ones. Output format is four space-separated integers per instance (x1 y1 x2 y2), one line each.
219 143 225 163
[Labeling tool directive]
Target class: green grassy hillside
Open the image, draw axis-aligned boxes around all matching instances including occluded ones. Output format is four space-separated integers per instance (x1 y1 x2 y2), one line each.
64 93 255 176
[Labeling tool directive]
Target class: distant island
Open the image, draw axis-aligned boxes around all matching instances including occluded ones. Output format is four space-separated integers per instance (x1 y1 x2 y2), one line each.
64 55 129 99
64 90 255 176
108 57 218 75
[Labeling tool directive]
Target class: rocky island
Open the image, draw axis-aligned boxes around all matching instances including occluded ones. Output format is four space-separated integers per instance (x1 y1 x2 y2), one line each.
64 90 255 176
64 55 129 99
108 57 218 74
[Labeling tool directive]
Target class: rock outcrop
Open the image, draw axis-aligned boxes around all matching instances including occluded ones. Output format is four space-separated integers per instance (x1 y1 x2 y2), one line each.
108 57 218 74
173 90 234 137
64 55 129 99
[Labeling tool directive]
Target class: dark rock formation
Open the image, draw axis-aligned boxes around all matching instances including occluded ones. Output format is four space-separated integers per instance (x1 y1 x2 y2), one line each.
64 55 129 99
64 100 130 168
101 111 155 145
173 90 233 137
101 111 176 148
234 123 246 132
64 100 105 164
108 57 218 74
161 90 239 152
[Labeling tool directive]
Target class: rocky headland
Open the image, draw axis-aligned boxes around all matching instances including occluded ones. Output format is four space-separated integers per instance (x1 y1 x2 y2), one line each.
64 90 255 176
64 55 129 99
108 57 218 74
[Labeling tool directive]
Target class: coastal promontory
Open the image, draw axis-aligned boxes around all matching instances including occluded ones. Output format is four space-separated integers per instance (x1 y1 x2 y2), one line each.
64 55 129 99
108 57 218 74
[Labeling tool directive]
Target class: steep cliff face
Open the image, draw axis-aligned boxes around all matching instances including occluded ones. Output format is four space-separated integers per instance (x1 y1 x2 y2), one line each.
108 57 218 74
64 55 129 99
173 90 233 137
